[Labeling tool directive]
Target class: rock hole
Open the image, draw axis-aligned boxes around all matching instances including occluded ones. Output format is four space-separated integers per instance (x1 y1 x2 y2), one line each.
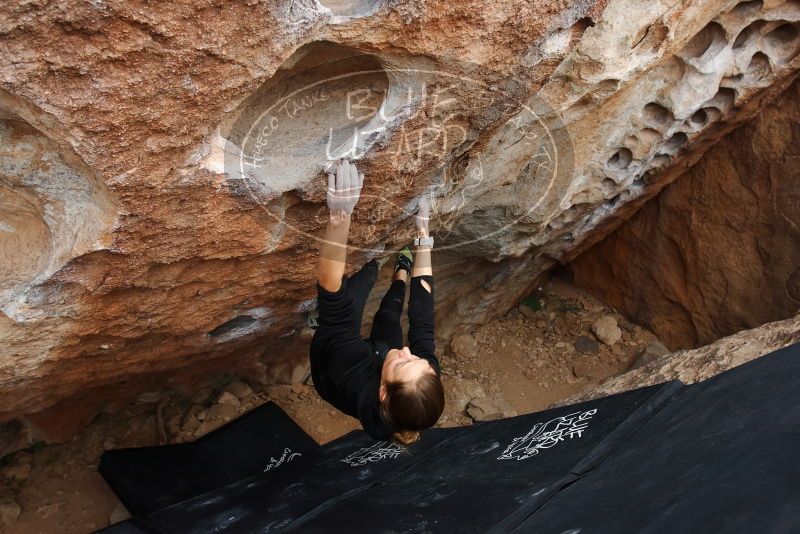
208 315 257 339
319 0 381 17
642 102 674 128
706 87 737 111
728 0 763 16
733 21 763 50
570 17 595 44
660 132 688 154
651 154 672 168
678 22 727 62
220 41 389 196
704 107 722 122
690 108 709 126
746 52 772 81
606 148 633 170
601 178 618 194
603 194 621 210
764 22 800 63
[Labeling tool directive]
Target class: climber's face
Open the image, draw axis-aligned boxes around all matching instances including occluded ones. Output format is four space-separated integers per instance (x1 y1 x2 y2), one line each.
380 346 435 391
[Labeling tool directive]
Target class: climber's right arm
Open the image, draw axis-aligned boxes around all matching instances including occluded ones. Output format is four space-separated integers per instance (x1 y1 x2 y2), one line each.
317 159 365 292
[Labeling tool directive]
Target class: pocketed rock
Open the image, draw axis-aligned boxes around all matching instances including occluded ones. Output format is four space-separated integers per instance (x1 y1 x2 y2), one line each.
466 396 518 422
592 316 622 346
630 340 671 370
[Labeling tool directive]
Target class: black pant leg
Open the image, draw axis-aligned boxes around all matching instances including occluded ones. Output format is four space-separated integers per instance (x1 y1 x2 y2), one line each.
369 279 406 350
346 259 378 328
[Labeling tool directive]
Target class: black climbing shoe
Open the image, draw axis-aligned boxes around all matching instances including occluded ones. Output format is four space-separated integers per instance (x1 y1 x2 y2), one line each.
395 246 413 275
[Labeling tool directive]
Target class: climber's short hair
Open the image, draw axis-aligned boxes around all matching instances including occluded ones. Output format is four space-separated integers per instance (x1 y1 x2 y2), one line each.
380 371 445 446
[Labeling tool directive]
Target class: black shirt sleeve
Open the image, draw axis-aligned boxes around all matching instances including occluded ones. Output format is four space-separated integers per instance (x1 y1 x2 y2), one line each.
408 275 440 375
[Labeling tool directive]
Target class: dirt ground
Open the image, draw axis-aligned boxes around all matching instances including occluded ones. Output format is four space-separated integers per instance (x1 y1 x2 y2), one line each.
0 277 662 533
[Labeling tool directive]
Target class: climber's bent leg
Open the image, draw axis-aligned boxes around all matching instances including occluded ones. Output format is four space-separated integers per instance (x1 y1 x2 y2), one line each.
346 259 379 328
369 279 406 351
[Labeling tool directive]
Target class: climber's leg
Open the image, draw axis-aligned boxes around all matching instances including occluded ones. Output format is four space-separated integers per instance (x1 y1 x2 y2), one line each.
368 249 411 350
346 259 379 328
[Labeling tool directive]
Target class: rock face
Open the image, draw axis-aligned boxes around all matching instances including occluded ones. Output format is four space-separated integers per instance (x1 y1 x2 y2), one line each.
1 0 800 450
566 77 800 350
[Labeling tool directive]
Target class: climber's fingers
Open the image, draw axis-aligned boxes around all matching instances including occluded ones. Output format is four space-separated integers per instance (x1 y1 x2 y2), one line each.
338 159 350 193
348 161 360 196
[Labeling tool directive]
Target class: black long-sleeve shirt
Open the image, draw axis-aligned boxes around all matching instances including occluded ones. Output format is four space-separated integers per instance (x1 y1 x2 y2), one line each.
309 275 439 440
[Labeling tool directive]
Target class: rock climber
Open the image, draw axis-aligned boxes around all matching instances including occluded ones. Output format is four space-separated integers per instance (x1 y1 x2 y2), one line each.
309 159 445 446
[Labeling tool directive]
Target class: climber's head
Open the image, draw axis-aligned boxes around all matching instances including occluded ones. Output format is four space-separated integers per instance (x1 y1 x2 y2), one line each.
379 346 445 446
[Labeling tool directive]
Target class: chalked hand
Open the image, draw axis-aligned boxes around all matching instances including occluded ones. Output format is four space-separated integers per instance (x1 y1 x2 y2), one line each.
327 159 364 218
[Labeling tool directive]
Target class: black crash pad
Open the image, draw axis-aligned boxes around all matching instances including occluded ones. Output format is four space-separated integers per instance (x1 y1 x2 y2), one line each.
507 341 800 533
100 342 800 533
99 401 318 517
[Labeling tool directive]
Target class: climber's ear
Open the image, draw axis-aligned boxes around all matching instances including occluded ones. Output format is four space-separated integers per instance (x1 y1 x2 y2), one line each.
379 383 387 403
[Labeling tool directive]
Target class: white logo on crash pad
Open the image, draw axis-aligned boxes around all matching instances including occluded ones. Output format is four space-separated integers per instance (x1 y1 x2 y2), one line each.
498 409 597 461
264 447 302 472
342 441 403 467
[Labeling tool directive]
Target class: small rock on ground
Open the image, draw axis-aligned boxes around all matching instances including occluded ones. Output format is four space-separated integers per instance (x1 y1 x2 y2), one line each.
574 335 600 355
592 315 622 346
450 333 478 359
223 381 253 400
630 340 671 369
216 391 240 407
466 396 517 422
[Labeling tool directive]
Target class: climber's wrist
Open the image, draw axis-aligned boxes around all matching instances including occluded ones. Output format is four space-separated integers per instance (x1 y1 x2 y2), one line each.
328 210 352 224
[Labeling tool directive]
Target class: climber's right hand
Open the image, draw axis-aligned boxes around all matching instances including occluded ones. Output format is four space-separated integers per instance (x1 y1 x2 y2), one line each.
326 159 364 219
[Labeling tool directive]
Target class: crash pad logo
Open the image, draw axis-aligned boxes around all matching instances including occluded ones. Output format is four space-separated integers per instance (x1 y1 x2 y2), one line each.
341 441 403 467
498 409 597 461
264 447 302 472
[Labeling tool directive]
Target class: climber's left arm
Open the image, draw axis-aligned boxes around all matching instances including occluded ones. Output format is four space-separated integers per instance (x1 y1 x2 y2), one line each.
317 159 364 292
